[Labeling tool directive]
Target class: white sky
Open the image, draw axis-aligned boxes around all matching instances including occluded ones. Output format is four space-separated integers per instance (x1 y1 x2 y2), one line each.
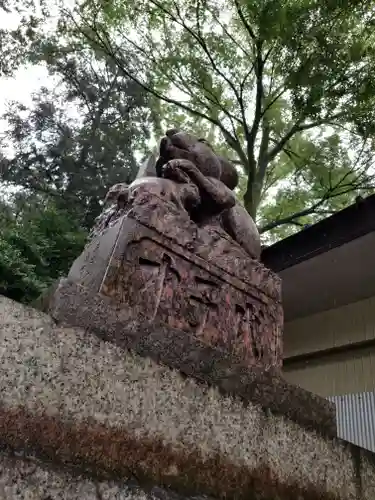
0 65 51 123
0 0 78 129
0 10 48 199
0 2 79 200
0 5 56 137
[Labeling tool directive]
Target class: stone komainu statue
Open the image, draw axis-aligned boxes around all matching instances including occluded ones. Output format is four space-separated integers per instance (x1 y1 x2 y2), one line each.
93 129 261 260
47 127 283 373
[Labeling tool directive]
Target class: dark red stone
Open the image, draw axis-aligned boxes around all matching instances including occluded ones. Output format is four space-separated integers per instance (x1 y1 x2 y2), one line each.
63 180 282 371
99 207 283 370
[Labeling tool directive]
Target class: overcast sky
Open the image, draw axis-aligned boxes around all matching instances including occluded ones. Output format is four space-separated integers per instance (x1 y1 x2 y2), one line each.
0 1 78 124
0 5 56 137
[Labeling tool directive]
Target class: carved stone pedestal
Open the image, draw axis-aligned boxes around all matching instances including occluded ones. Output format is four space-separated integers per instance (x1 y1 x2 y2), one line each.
2 190 350 500
6 131 367 500
48 197 283 372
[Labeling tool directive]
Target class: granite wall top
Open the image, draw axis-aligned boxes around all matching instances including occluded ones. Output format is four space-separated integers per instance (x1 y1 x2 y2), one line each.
1 295 374 500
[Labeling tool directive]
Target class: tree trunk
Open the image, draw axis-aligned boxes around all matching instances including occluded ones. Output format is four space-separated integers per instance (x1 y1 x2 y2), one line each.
242 153 263 222
243 179 262 222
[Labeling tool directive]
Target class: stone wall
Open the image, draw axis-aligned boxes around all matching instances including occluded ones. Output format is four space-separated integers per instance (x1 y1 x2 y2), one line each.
1 295 375 499
0 453 209 500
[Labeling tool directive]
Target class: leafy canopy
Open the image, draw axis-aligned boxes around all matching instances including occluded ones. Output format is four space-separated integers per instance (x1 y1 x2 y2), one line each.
0 193 87 303
1 32 152 228
0 9 153 303
68 0 375 237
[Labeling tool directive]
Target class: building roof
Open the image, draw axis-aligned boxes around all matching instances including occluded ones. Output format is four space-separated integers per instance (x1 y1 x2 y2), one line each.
261 194 375 321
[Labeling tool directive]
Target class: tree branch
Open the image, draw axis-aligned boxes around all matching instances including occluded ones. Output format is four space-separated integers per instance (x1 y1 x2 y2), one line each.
73 15 225 130
158 0 254 153
266 113 344 162
233 0 257 41
124 17 243 134
260 87 287 119
151 0 243 109
259 182 370 234
77 69 117 170
73 9 252 169
171 0 252 145
260 137 375 234
201 0 253 59
256 117 270 185
246 40 264 172
259 198 328 234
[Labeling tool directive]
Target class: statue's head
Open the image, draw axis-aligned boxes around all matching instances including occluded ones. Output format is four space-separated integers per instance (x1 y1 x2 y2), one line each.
157 129 222 180
157 129 239 190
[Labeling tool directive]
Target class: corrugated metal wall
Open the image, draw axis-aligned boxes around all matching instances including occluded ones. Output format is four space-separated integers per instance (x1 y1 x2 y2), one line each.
282 297 375 452
328 391 375 453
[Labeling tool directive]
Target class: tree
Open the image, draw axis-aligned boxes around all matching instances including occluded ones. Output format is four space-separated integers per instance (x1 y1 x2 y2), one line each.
1 34 152 228
249 130 375 240
0 0 49 76
0 6 155 302
67 0 375 235
0 192 87 303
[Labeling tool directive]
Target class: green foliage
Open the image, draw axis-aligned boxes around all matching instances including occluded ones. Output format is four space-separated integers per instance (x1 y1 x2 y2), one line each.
18 198 88 280
71 0 375 237
0 0 49 76
0 194 87 303
0 4 154 303
0 200 42 302
253 131 375 240
3 0 375 309
1 32 151 228
0 235 42 303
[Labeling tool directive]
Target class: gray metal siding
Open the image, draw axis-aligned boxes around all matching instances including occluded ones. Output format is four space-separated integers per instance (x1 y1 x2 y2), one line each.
284 296 375 359
283 347 375 397
328 391 375 453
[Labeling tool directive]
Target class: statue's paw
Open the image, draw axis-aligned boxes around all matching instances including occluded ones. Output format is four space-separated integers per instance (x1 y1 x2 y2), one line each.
173 158 196 171
162 160 192 183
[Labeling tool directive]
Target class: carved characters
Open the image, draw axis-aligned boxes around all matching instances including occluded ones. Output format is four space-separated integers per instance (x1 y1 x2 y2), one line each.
80 128 282 371
100 236 281 369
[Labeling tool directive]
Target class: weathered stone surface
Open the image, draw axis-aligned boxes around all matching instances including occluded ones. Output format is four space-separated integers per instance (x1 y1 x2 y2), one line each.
46 278 336 438
156 132 261 260
50 203 282 370
89 182 130 241
44 168 282 371
156 130 223 180
101 223 281 368
99 130 260 260
65 131 267 376
136 151 158 179
361 450 375 499
0 295 374 500
40 180 338 438
0 452 210 500
127 187 277 298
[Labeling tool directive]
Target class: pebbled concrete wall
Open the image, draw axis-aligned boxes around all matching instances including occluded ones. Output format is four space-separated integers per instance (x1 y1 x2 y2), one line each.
0 452 211 500
0 294 374 500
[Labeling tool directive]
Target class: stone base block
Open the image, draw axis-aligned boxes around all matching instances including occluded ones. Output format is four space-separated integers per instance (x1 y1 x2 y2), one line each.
46 277 336 439
0 295 374 500
0 453 191 500
50 211 283 371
